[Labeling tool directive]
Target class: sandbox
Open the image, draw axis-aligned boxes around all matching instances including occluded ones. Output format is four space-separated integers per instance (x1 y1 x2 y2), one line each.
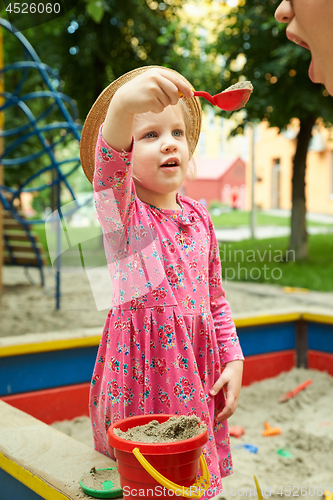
0 311 333 499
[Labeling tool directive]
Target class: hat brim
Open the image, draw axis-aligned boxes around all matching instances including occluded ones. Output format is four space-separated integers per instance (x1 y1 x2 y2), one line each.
80 66 202 184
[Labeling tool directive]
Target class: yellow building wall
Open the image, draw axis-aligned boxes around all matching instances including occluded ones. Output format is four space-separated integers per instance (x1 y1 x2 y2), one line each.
196 112 333 215
306 123 333 213
247 120 333 215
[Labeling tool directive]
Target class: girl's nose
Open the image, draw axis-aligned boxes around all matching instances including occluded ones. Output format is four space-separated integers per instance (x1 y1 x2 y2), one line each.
161 139 178 153
275 0 294 23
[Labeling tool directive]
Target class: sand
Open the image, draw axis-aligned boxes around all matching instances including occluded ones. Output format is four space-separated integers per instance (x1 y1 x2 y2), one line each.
52 368 333 500
1 266 333 337
222 367 333 500
80 467 121 493
113 415 206 443
223 81 254 92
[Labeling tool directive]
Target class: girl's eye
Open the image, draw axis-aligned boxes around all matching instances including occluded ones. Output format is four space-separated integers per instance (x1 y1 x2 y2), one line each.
173 129 184 137
144 131 157 139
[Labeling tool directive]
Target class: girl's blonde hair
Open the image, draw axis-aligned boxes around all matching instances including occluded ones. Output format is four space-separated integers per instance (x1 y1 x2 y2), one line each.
178 98 197 181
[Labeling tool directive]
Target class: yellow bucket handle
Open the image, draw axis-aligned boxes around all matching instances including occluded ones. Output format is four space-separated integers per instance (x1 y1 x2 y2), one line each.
132 447 210 499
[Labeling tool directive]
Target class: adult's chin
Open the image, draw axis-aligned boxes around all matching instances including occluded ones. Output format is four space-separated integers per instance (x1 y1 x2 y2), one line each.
324 83 333 97
309 57 333 96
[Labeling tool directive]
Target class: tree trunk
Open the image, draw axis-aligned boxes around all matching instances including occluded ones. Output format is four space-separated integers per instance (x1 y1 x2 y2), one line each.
289 115 316 260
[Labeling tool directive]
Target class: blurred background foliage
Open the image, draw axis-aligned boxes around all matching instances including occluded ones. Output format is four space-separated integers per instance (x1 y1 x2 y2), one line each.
1 0 333 258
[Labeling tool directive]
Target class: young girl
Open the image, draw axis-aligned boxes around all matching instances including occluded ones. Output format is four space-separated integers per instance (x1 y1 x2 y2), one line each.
80 66 244 497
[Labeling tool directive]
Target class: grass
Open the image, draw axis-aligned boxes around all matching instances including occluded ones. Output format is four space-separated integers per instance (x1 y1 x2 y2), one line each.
219 234 333 292
32 223 106 268
210 209 332 228
31 213 333 292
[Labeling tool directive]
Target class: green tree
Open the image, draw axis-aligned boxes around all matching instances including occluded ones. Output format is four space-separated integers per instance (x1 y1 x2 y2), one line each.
1 0 185 187
210 0 333 260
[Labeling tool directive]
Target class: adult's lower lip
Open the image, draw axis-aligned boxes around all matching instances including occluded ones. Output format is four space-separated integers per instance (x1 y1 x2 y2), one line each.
286 31 310 51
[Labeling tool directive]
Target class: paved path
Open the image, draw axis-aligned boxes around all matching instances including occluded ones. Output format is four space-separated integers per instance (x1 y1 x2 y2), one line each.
262 208 333 224
223 280 333 318
214 224 332 242
213 209 333 242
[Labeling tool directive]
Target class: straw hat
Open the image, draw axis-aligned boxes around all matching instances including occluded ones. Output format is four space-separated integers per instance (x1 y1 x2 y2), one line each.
80 66 202 183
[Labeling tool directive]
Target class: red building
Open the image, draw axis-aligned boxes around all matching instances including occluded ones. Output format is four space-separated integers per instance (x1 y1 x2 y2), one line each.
183 156 246 209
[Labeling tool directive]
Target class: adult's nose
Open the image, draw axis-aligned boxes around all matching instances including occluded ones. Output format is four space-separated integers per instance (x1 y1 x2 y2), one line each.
275 0 294 23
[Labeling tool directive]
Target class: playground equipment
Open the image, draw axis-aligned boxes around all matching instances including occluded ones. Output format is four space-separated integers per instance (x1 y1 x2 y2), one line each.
0 19 84 308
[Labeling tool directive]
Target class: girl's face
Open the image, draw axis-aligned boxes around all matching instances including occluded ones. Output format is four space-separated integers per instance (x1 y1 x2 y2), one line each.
275 0 333 95
132 104 190 208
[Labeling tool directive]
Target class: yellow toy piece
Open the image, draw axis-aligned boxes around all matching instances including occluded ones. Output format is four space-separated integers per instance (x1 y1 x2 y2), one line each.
254 476 264 500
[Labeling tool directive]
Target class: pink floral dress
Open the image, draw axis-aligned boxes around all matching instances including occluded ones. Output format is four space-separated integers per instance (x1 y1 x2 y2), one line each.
90 126 244 496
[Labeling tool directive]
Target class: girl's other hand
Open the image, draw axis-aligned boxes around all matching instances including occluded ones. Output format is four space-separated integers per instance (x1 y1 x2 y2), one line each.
209 360 243 422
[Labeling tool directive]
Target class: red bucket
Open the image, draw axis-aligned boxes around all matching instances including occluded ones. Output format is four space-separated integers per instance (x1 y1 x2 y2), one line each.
107 414 210 499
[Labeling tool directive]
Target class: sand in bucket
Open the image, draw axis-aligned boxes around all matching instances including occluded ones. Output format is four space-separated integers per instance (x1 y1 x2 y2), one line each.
108 414 209 499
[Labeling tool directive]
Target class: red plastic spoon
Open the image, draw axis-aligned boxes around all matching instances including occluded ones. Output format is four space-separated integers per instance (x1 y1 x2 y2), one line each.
181 82 253 111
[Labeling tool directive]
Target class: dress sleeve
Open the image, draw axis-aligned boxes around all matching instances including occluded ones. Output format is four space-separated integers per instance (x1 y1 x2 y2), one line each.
93 124 136 232
207 216 244 366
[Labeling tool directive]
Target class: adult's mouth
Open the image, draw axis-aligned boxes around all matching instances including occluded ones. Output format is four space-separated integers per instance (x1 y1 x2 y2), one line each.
286 31 316 82
286 31 310 50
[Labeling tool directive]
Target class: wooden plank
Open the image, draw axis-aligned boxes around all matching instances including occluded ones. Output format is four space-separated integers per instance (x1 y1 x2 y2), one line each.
0 459 69 500
4 231 39 242
0 401 120 500
0 468 46 500
0 329 102 357
4 244 43 253
308 350 333 377
4 210 26 219
303 312 333 325
237 321 296 356
0 345 98 396
234 312 301 328
0 26 3 291
243 350 295 386
4 254 47 266
295 319 308 368
0 179 2 291
4 220 32 230
2 383 90 424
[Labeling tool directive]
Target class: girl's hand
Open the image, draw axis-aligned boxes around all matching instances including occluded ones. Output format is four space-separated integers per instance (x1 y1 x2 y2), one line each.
113 68 194 116
209 360 243 422
102 68 193 152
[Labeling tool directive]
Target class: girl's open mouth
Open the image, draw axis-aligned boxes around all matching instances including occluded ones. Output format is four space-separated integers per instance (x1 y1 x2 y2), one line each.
160 158 180 171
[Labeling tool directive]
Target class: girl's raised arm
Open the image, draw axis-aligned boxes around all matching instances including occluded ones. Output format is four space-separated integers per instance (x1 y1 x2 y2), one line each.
101 68 194 152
